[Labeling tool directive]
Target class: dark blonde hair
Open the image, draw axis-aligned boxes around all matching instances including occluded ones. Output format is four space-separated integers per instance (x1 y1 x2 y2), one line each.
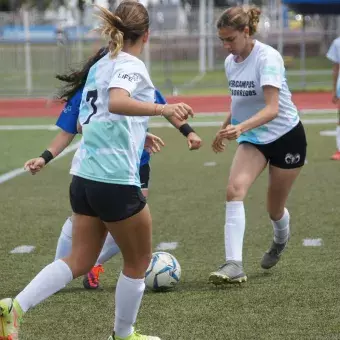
217 6 261 36
56 46 108 101
96 1 149 58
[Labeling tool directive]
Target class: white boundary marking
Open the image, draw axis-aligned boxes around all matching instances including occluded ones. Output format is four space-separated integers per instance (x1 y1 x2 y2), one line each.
0 114 336 183
156 242 178 251
0 142 80 184
320 130 336 136
0 117 337 132
192 109 337 117
204 161 217 167
303 238 323 247
10 245 35 254
0 125 58 131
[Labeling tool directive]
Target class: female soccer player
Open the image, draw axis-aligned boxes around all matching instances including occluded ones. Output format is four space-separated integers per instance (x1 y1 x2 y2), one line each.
326 36 340 160
0 2 194 340
25 87 201 291
208 6 307 285
24 46 201 290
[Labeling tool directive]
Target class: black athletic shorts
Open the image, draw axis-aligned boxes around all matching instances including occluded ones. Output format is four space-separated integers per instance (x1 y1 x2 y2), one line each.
69 176 146 222
139 163 150 189
241 121 307 169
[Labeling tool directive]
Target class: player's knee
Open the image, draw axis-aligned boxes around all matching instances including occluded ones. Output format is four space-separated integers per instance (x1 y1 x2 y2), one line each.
64 255 96 278
123 252 152 277
267 204 284 221
226 182 247 201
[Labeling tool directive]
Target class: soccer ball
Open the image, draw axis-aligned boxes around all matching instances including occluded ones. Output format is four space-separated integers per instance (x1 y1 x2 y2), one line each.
145 252 181 291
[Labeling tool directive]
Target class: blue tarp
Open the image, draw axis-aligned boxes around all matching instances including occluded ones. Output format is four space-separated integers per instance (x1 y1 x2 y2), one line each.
283 0 340 14
283 0 340 3
0 25 93 43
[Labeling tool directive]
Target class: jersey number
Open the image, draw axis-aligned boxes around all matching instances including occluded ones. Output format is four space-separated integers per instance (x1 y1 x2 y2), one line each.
83 90 98 125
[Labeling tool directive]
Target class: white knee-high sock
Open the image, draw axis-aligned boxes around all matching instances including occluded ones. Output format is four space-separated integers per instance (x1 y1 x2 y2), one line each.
114 272 145 338
95 233 120 266
54 217 73 261
225 201 246 262
15 259 73 313
271 208 290 244
336 126 340 151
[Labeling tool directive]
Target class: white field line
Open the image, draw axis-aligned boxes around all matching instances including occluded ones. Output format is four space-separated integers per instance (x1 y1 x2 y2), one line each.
0 117 337 131
0 142 80 184
320 130 336 136
0 116 336 183
10 245 36 254
204 162 217 167
303 239 323 247
0 125 59 131
156 242 178 251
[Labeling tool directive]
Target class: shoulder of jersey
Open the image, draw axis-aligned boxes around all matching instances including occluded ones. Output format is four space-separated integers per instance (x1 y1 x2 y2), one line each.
116 52 146 68
224 54 234 67
256 41 282 62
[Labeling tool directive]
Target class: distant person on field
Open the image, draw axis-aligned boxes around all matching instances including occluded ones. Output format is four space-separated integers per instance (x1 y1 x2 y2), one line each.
326 36 340 160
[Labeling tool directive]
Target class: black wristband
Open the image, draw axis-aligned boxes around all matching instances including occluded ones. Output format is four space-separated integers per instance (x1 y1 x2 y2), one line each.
40 150 54 165
179 123 195 137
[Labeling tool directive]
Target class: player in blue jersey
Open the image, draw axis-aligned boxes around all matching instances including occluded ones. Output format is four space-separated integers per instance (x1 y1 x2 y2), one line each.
1 3 198 340
23 50 201 292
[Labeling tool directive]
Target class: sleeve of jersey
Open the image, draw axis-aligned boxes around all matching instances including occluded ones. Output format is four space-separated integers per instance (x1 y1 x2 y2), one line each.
259 53 284 89
55 91 82 134
326 41 339 63
108 60 145 97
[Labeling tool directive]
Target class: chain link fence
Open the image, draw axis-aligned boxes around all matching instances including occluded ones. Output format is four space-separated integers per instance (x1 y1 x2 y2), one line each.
0 6 339 97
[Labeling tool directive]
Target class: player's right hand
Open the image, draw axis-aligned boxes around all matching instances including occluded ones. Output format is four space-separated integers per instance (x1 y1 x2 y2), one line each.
24 157 46 175
162 103 194 121
212 133 226 153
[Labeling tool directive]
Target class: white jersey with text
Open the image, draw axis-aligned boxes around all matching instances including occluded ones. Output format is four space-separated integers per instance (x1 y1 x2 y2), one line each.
225 40 299 144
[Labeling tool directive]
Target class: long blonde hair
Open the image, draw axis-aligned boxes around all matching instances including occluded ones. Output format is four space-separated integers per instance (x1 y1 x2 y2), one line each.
96 1 149 58
217 6 261 36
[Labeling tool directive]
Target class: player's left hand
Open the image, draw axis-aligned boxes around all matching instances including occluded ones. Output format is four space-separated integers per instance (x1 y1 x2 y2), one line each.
144 132 165 154
24 157 46 175
187 132 202 150
218 124 243 140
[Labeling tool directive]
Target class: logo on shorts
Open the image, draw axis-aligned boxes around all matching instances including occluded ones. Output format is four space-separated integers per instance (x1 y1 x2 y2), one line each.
285 153 300 164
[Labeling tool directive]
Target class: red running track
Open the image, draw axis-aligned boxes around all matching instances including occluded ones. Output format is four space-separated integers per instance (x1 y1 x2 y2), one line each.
0 92 335 118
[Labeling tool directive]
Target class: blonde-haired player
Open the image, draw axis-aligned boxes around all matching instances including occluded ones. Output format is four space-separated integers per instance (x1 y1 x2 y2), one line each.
209 5 307 285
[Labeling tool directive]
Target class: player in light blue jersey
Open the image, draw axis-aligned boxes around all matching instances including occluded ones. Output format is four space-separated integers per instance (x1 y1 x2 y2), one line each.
0 3 197 340
208 6 307 285
25 86 200 290
24 55 201 290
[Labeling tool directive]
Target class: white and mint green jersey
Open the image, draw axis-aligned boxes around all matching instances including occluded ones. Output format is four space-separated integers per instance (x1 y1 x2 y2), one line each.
327 37 340 98
225 40 299 144
70 51 155 186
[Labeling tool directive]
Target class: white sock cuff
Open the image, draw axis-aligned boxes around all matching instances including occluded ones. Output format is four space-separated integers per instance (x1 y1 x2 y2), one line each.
271 207 289 223
226 201 244 214
226 201 243 207
61 217 73 238
119 272 145 285
56 259 74 280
